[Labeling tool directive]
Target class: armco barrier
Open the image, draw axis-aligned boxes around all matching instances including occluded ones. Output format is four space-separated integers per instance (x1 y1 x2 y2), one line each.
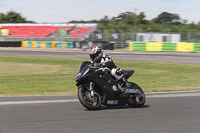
21 41 74 48
146 42 162 51
176 43 194 52
129 42 200 52
194 43 200 52
162 43 176 52
130 42 146 51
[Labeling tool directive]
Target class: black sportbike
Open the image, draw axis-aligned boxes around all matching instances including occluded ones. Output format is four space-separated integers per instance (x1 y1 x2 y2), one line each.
76 61 146 110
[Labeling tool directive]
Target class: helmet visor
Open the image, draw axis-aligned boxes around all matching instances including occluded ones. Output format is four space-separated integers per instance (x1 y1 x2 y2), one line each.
89 54 96 61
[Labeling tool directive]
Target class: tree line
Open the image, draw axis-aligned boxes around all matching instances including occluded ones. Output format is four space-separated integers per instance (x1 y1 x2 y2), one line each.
0 11 35 23
69 11 200 34
1 10 200 33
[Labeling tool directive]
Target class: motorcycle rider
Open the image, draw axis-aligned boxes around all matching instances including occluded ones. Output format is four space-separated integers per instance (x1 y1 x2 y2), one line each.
89 46 131 91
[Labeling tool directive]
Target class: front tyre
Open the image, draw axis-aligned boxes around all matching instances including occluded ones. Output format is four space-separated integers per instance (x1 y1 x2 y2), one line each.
78 87 102 110
127 82 146 108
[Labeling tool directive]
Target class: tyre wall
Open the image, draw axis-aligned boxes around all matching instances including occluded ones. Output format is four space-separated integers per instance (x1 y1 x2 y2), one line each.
21 41 74 48
0 41 114 50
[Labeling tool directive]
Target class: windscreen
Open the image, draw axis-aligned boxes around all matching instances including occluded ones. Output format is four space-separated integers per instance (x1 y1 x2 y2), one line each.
78 61 91 73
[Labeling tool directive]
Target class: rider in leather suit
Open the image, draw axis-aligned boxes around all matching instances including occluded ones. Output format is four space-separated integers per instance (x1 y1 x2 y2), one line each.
89 46 131 91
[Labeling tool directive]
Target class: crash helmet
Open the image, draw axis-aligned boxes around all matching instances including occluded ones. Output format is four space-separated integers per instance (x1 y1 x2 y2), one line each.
89 46 102 61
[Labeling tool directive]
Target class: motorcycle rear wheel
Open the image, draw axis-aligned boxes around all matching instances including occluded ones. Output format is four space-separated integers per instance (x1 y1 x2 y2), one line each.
78 87 102 110
127 82 146 108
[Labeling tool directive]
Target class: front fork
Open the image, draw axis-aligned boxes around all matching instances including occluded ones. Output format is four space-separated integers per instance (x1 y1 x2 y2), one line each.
89 82 95 98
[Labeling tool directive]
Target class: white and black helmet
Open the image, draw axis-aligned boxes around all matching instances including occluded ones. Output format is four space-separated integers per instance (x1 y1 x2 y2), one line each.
89 46 102 61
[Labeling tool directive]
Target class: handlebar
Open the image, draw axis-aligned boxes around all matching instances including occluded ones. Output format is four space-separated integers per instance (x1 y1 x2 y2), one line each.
90 66 100 69
90 66 110 72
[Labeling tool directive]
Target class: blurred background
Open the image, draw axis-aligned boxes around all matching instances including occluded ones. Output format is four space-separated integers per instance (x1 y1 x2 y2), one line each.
0 0 200 49
1 1 200 132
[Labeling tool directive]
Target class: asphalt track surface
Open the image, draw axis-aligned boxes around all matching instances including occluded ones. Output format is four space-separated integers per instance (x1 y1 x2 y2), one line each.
1 91 200 133
0 47 200 64
1 48 200 133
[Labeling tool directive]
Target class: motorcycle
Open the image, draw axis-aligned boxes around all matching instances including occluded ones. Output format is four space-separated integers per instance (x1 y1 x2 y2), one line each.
75 61 146 110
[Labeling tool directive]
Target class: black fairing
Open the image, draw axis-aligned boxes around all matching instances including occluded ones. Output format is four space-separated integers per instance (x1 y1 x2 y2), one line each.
76 61 135 107
124 70 135 79
76 61 91 82
87 70 118 95
87 70 127 106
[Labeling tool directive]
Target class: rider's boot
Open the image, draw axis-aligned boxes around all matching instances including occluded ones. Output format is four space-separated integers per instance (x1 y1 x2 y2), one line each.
120 77 131 92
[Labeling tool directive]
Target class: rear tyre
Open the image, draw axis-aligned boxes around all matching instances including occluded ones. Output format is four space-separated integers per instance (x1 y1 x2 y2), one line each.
78 87 102 110
127 82 146 108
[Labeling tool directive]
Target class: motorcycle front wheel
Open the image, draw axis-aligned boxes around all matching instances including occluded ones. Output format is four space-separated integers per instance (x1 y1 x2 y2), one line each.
127 82 146 108
78 87 102 110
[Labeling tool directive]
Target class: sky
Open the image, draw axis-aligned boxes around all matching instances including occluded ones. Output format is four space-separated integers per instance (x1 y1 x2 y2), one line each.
0 0 200 23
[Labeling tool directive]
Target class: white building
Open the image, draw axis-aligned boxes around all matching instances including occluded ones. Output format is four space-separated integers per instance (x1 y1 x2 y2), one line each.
136 32 181 42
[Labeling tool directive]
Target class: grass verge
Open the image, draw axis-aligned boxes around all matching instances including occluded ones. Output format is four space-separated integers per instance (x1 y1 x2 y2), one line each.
0 55 200 96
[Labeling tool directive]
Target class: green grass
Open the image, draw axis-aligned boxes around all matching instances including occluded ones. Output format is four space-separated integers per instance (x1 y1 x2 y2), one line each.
0 55 200 96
